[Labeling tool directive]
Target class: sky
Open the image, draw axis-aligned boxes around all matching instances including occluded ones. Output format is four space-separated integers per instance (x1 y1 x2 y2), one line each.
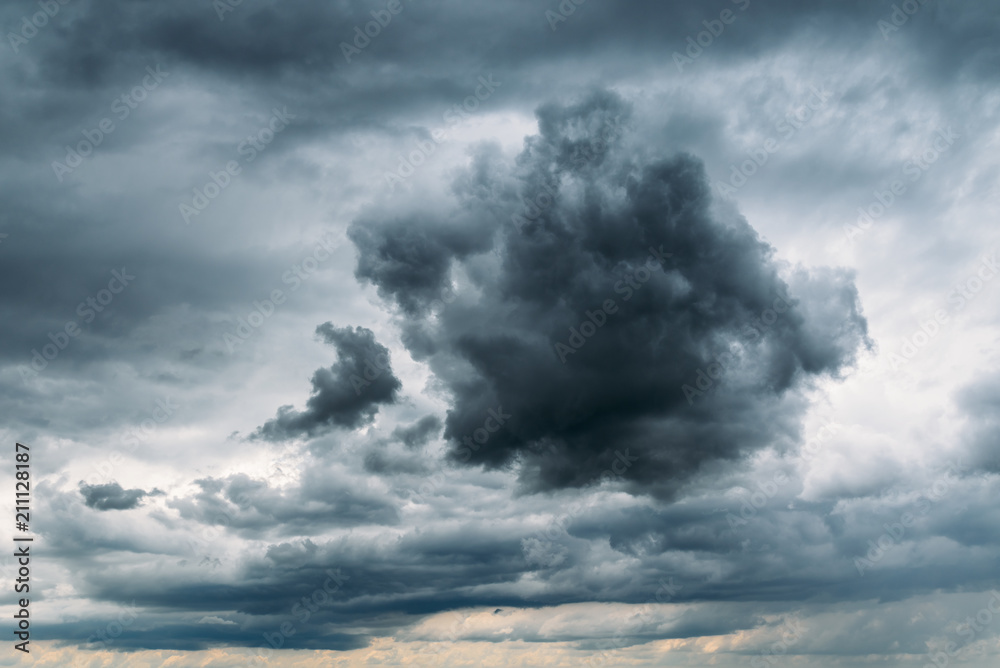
1 0 999 665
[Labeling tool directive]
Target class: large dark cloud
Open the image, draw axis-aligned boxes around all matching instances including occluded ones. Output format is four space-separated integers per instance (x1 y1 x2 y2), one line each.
253 323 402 440
348 90 871 497
10 0 998 95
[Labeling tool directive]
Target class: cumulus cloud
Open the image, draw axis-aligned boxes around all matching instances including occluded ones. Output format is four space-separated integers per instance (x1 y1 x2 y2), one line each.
5 0 999 661
79 481 160 511
253 323 402 441
168 468 398 536
348 90 872 498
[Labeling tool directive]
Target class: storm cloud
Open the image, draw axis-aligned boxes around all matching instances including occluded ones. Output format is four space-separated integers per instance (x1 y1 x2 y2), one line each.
5 0 1000 664
253 323 402 441
348 90 871 497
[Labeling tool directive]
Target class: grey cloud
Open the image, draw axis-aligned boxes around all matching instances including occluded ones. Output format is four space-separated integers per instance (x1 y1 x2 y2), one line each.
13 1 999 94
363 414 444 474
169 469 398 535
253 323 402 441
364 415 442 476
958 370 1000 473
348 208 498 316
348 89 872 498
39 618 369 652
79 481 160 511
392 414 442 448
3 0 999 660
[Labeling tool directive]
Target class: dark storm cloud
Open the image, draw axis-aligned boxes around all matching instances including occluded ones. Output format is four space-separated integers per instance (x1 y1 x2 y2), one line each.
75 527 530 620
11 1 997 89
348 90 871 497
253 323 402 441
79 473 1000 623
79 481 158 511
56 445 1000 652
3 0 997 659
0 0 983 402
4 0 995 168
39 619 369 652
0 241 282 366
348 208 498 316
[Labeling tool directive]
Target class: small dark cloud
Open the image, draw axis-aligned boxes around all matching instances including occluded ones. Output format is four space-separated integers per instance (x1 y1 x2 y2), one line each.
393 415 442 448
79 481 157 511
362 415 443 474
252 324 402 441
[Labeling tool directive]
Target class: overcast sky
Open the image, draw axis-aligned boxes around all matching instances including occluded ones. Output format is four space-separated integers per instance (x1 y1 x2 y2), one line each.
1 0 999 666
